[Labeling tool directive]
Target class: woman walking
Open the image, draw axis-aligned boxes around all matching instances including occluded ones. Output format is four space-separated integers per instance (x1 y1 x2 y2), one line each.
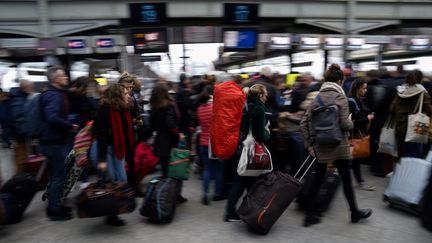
348 79 375 190
300 64 372 227
93 84 135 226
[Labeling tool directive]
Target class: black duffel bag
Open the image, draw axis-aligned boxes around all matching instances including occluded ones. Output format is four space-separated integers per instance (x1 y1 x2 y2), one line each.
76 181 136 218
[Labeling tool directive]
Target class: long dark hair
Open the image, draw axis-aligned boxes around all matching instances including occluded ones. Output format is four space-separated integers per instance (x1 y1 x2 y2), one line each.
150 83 174 110
324 64 344 83
348 78 367 97
406 69 423 86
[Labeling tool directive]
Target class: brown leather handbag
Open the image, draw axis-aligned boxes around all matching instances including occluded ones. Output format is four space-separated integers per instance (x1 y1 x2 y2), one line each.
350 131 371 159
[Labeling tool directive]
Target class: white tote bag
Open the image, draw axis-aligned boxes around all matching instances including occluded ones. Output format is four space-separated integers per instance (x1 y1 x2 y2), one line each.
377 117 398 157
237 130 273 177
405 92 430 144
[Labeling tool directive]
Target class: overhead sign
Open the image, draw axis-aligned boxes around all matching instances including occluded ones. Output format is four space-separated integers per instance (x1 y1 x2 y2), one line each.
131 28 168 53
409 36 430 50
346 37 365 50
324 36 344 49
68 39 86 49
388 36 407 50
224 3 259 25
269 34 291 49
184 26 217 43
1 38 38 49
96 38 114 48
223 29 257 52
129 3 166 25
299 36 321 49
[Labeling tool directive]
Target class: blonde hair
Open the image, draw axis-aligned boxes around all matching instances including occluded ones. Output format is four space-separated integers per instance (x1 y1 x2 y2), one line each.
249 84 267 96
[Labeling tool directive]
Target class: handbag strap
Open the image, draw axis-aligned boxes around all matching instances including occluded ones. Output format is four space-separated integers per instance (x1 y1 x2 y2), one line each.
413 92 425 114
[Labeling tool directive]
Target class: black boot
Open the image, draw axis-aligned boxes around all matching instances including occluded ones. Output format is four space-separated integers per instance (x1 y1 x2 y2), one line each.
105 215 126 226
351 208 372 223
303 214 321 227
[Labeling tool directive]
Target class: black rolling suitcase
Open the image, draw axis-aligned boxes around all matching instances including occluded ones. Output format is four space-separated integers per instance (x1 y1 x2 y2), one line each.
0 173 38 223
0 193 20 225
76 180 136 218
420 170 432 231
140 178 182 223
296 169 341 214
237 155 315 234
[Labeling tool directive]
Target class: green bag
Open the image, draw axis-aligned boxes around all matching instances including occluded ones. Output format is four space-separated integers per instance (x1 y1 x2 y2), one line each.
167 142 191 180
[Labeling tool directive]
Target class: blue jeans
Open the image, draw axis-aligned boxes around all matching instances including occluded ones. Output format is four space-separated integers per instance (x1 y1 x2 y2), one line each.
200 146 224 196
40 144 69 210
106 146 127 182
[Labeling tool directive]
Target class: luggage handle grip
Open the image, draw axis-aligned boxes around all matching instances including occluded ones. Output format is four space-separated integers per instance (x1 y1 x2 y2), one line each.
294 154 316 181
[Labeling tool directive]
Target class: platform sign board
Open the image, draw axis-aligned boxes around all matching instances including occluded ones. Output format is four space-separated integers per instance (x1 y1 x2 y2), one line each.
299 36 321 49
223 28 257 52
64 37 92 54
324 36 344 49
346 37 365 50
184 26 217 43
129 3 166 25
409 36 430 50
1 38 38 49
224 3 258 25
131 28 168 53
365 35 391 44
269 34 291 49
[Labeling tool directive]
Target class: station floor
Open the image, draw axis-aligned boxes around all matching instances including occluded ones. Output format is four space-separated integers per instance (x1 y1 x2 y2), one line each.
0 146 431 243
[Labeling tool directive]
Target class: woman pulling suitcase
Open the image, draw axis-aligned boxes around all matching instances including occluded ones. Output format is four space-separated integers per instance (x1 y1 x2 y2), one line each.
93 84 135 226
300 64 372 227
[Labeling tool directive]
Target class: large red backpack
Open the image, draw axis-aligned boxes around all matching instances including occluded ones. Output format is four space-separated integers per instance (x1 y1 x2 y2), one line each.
210 81 246 160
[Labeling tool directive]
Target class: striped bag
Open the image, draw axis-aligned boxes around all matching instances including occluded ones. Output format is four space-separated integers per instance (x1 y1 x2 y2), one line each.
74 121 94 167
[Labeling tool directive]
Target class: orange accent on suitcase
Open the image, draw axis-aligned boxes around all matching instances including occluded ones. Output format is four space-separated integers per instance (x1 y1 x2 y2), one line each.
257 193 277 225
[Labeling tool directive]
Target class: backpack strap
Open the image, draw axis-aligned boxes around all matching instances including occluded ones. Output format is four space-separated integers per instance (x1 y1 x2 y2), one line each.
348 97 360 112
316 94 338 106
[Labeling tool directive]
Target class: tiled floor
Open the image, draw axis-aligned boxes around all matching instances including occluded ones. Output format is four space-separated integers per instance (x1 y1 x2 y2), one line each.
0 146 431 243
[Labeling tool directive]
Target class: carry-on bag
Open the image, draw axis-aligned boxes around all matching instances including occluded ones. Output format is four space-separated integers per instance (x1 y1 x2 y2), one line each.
140 178 182 223
0 173 38 223
0 193 19 225
167 142 191 180
76 180 136 218
296 169 341 214
383 157 432 215
405 92 430 144
23 154 48 190
237 155 315 234
377 117 398 157
420 170 432 231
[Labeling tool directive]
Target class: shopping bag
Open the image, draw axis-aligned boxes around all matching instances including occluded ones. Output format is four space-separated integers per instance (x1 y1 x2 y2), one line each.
378 117 398 157
237 130 273 177
405 92 430 144
350 131 371 159
167 141 191 180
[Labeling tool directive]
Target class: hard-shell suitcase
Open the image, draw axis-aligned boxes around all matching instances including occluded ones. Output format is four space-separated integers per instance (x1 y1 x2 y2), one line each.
383 157 432 215
296 169 341 214
420 170 432 231
0 173 38 223
237 155 315 234
76 181 136 218
140 178 182 223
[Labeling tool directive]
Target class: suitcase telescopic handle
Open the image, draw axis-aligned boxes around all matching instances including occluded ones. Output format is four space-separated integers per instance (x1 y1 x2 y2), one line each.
294 154 316 181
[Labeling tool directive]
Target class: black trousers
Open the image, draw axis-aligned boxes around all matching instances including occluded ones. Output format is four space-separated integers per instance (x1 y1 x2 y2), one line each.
306 159 358 215
159 156 170 178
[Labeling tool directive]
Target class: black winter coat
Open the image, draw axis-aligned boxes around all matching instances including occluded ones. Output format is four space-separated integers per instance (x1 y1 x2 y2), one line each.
150 104 179 157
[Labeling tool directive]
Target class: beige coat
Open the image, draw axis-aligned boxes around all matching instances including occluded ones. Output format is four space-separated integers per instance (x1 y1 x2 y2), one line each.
300 87 353 163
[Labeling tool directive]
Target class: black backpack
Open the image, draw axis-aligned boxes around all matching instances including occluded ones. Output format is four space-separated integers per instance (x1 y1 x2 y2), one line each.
311 95 343 145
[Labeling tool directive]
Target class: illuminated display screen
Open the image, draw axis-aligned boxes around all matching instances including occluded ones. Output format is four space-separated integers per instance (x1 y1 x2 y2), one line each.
129 3 166 25
68 39 86 49
131 29 168 53
224 3 258 25
223 29 257 52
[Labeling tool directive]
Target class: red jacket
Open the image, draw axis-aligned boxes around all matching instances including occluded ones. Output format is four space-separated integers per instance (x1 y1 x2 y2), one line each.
197 101 213 146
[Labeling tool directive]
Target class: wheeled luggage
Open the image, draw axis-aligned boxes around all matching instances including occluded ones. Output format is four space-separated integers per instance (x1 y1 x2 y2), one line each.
140 178 182 223
0 173 38 223
23 154 48 190
296 169 341 214
420 170 432 231
383 157 432 215
0 193 19 224
76 181 136 218
237 155 315 234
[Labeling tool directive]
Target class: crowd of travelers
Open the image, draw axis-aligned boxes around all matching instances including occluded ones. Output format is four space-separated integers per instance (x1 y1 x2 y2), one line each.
0 63 431 229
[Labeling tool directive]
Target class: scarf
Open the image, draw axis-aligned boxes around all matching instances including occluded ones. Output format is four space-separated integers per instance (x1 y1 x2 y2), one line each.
320 82 345 94
109 107 135 160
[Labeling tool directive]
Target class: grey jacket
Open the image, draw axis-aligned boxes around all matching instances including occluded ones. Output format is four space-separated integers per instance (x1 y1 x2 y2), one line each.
300 88 353 163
